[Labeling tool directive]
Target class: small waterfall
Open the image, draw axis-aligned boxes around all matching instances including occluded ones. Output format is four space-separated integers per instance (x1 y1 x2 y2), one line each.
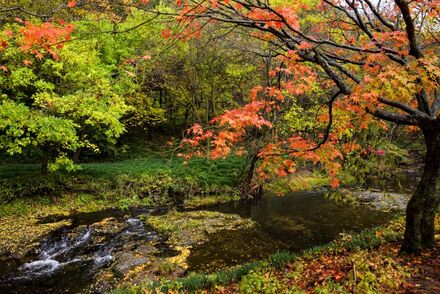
17 228 92 279
93 254 113 267
0 205 167 294
7 216 157 283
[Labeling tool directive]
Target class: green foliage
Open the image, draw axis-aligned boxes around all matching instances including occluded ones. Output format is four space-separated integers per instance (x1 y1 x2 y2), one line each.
124 94 166 130
269 251 296 269
213 262 261 284
266 171 329 194
336 219 403 250
347 251 409 293
74 14 167 131
283 102 322 133
0 100 79 155
0 22 130 169
313 279 347 294
49 154 82 172
0 174 62 205
69 10 262 138
340 128 410 185
239 269 289 294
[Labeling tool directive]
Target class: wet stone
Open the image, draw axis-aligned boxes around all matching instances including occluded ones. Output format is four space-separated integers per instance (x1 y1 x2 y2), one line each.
91 217 128 234
136 244 158 256
352 190 410 210
112 252 150 278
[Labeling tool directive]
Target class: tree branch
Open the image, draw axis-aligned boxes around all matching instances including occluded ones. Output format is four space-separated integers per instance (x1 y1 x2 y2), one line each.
377 96 431 121
370 107 418 125
394 0 423 58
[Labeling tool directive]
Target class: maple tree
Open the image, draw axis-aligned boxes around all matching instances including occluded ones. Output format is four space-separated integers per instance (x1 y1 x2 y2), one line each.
171 0 440 253
0 0 134 22
1 0 438 254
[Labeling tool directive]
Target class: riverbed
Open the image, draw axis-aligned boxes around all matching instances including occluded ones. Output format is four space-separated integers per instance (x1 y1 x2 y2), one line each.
0 186 408 293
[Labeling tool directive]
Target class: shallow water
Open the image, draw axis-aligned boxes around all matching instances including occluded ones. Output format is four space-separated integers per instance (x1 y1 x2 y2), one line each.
0 180 410 293
187 175 416 273
188 192 393 272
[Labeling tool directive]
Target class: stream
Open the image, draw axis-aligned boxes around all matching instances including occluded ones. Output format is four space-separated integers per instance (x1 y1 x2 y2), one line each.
0 179 413 293
188 191 393 272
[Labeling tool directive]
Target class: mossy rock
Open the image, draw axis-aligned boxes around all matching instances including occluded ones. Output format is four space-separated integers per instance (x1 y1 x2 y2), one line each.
143 210 254 247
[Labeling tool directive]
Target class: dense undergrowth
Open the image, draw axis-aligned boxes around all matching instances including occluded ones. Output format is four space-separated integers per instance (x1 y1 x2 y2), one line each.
112 215 440 294
0 156 244 217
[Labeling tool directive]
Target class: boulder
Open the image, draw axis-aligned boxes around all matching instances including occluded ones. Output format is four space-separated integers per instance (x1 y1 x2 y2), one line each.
112 252 150 278
352 190 410 210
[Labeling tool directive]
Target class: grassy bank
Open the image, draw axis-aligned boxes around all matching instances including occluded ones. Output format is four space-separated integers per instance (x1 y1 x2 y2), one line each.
0 156 244 262
113 215 440 294
0 156 245 183
0 156 245 217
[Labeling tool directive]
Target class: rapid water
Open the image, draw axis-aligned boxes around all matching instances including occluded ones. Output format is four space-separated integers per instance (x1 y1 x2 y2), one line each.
0 210 161 293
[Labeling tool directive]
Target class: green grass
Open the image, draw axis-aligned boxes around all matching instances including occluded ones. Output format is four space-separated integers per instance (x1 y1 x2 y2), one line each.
80 156 244 186
0 163 40 179
112 261 262 294
0 156 245 216
0 156 245 186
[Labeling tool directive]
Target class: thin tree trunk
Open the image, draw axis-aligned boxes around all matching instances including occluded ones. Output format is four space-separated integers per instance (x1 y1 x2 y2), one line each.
41 145 51 175
244 154 259 186
239 153 262 198
402 128 440 253
72 148 81 164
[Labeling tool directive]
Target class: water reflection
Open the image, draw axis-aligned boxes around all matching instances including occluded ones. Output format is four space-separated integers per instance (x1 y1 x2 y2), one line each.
188 192 394 272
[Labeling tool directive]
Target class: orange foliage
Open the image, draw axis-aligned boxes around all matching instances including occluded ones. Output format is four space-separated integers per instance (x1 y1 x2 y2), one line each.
18 21 74 60
174 0 439 188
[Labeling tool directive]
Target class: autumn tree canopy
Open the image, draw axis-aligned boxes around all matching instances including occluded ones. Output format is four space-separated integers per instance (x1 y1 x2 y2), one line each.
0 0 438 254
168 0 440 253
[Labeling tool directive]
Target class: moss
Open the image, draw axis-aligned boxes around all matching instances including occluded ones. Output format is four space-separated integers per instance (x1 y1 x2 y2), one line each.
145 210 254 248
184 194 241 208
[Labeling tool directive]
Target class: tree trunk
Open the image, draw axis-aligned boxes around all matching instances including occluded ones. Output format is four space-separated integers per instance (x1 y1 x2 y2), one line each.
72 148 81 164
41 145 51 175
246 154 259 184
402 127 440 253
239 154 263 198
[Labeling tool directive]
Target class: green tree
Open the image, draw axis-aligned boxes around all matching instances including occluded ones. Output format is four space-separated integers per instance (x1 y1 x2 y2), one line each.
0 21 130 172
